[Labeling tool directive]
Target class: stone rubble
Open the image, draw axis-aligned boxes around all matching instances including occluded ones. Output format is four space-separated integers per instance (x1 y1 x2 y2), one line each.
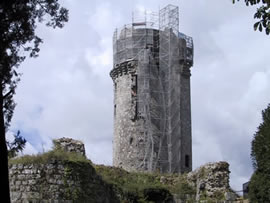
187 161 238 201
53 137 85 156
9 138 238 202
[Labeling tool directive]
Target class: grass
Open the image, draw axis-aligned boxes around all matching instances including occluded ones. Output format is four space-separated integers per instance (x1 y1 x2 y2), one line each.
9 149 91 165
94 165 196 202
9 149 197 202
8 149 232 202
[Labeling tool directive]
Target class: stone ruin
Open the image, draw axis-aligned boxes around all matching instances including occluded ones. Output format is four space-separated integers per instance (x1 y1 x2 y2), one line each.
187 162 238 201
9 138 118 203
53 137 85 156
9 138 238 202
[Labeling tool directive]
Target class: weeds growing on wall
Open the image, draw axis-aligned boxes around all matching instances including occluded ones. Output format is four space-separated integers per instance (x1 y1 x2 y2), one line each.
9 149 90 165
95 164 196 202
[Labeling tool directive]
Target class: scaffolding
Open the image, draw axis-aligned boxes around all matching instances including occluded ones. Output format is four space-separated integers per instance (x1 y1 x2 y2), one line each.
158 4 180 173
112 4 193 173
179 32 194 66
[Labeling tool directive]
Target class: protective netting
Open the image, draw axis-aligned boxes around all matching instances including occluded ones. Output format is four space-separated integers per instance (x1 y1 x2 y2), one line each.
158 5 180 173
112 5 193 173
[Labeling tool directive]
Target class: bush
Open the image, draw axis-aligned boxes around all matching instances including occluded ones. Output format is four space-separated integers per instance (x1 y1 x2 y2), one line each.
249 104 270 202
249 171 270 202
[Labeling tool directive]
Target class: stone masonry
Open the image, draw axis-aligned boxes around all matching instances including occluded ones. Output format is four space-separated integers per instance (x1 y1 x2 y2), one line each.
9 138 119 203
187 162 238 201
110 5 194 173
53 137 85 156
9 160 119 203
9 138 237 202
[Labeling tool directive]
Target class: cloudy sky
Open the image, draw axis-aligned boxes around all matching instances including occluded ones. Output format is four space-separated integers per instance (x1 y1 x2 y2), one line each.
9 0 270 191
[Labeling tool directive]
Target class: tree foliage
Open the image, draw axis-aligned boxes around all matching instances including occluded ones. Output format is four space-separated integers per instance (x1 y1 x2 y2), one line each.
251 104 270 170
0 0 68 129
7 131 26 158
0 1 68 202
249 104 270 202
233 0 270 35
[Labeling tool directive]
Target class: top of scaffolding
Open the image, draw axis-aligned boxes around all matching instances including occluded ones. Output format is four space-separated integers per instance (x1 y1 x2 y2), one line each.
113 4 194 65
114 5 178 39
132 7 159 29
113 4 191 42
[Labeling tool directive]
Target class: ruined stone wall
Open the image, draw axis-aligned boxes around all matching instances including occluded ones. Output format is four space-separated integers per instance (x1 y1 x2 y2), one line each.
187 162 237 201
9 160 119 203
9 138 119 203
9 138 236 203
53 137 85 156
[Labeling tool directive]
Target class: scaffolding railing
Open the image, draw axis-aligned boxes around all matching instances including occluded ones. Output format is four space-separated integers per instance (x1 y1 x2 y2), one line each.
179 32 194 65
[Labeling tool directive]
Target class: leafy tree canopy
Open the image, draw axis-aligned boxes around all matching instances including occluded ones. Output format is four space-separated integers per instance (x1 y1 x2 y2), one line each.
249 104 270 202
0 0 68 130
0 1 68 202
7 131 26 158
251 104 270 171
233 0 270 35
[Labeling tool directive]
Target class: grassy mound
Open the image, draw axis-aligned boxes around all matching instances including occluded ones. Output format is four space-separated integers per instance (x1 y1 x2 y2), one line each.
95 165 196 203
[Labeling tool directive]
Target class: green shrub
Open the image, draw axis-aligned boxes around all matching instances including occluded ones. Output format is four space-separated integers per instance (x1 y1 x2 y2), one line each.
249 104 270 202
95 165 196 202
249 171 270 202
173 178 196 200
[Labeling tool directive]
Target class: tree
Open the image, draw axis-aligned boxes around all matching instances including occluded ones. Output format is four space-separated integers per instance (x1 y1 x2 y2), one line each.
0 1 68 202
7 131 26 158
249 104 270 202
233 0 270 35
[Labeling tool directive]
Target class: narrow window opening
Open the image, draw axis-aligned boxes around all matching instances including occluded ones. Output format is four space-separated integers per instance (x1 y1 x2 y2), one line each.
185 155 190 168
131 86 137 96
131 75 137 96
129 137 134 145
131 75 138 121
114 104 116 116
114 83 117 92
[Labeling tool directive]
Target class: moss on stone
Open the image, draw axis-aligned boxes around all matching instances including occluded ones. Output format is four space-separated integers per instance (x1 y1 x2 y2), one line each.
9 149 90 165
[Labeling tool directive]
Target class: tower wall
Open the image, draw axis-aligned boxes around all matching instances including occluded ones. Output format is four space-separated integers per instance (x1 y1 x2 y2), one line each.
112 65 146 171
180 63 192 172
179 37 193 173
111 25 193 173
159 30 182 173
111 29 161 172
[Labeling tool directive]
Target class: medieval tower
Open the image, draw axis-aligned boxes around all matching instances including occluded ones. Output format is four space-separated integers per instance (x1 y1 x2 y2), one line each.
110 5 194 173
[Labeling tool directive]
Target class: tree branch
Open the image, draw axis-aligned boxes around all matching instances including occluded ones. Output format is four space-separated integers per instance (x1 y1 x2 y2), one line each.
3 89 13 100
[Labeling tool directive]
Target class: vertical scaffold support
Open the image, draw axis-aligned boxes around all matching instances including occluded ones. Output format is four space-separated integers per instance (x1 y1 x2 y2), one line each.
158 4 180 173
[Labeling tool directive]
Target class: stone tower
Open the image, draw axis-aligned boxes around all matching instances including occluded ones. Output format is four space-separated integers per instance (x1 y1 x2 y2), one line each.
110 5 194 173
